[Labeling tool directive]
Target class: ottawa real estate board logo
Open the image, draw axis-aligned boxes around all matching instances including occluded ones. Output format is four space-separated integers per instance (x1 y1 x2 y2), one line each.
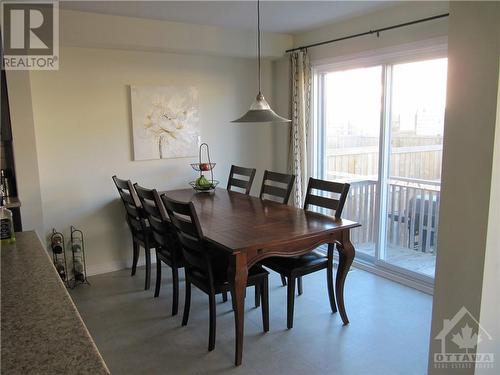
434 306 495 370
1 1 59 70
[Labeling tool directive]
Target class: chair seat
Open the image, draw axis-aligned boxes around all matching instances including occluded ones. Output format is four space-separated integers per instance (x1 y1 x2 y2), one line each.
156 245 184 266
134 229 158 247
189 263 268 293
262 250 327 276
156 246 172 260
216 263 268 285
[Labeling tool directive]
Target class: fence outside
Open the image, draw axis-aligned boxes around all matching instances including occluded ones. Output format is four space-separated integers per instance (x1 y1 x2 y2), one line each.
326 144 442 182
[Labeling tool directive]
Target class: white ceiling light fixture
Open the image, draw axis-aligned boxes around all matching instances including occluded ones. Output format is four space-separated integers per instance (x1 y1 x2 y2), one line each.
232 0 291 124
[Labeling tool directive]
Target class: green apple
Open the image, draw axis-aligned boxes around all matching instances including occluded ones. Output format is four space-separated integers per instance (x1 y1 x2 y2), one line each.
196 175 212 188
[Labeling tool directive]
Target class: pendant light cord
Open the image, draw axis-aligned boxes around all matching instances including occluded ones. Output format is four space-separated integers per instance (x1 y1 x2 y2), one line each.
257 0 261 94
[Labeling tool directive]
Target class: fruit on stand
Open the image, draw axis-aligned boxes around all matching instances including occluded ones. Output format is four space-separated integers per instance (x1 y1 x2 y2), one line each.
195 175 213 189
199 163 211 171
190 143 218 192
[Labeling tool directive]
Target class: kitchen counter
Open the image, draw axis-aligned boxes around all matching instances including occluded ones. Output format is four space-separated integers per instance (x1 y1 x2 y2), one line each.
1 231 109 374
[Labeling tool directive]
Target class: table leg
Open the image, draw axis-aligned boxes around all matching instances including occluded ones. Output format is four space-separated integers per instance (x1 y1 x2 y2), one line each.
336 229 355 325
228 252 248 366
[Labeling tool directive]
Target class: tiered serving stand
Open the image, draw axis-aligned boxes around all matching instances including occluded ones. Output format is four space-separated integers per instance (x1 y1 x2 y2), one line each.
189 143 219 193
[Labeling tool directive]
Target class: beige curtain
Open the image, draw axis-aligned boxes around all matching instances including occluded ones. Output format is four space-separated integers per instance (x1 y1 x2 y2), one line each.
289 50 312 207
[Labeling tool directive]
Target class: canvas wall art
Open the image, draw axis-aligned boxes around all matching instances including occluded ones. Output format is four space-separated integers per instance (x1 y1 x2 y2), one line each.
130 86 200 160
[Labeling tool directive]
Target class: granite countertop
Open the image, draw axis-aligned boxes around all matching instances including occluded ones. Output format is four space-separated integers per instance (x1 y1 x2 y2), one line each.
1 231 110 374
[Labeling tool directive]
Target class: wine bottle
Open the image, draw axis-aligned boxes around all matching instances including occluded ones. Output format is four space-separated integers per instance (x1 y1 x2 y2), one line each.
0 194 15 244
0 169 10 197
72 238 85 281
51 235 63 254
55 259 66 280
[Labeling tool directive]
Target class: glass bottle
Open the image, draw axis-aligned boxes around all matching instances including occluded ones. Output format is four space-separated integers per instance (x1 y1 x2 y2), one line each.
0 196 15 244
51 235 63 254
0 170 6 198
72 238 85 281
55 259 66 280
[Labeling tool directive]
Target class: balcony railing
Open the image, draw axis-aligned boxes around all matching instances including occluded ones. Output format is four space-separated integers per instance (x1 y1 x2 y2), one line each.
339 177 440 255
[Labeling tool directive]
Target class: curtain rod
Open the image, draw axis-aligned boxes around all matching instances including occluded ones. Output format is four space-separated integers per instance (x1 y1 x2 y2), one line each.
286 13 449 53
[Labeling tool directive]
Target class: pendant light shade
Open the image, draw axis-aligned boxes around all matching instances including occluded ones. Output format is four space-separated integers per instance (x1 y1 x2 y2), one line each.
231 93 290 123
232 0 290 124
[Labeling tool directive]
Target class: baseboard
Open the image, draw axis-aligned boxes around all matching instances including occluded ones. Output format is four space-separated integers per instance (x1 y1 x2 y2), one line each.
86 255 157 277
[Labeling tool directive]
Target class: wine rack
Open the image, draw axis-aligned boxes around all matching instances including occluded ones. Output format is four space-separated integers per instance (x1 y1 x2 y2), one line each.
69 226 89 288
50 229 68 284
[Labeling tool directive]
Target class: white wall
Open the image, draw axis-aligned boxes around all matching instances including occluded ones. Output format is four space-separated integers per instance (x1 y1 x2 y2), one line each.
428 2 500 374
60 9 292 58
28 45 277 274
271 56 291 173
6 71 44 235
476 64 500 375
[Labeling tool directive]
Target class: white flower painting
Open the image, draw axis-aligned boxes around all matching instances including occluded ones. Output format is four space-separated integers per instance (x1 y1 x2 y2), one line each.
130 86 200 160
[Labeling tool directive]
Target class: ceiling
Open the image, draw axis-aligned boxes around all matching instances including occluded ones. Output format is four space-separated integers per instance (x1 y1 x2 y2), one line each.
60 1 392 34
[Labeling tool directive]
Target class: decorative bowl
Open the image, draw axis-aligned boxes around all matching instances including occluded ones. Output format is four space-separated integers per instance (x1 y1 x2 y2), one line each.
189 180 219 193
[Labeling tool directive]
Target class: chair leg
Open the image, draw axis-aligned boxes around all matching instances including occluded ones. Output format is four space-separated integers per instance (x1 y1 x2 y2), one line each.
287 276 296 329
255 284 261 308
327 262 337 313
231 289 237 311
222 291 228 303
208 293 216 351
280 275 287 286
172 267 179 316
261 279 269 332
131 241 139 276
182 279 191 326
154 255 161 297
297 277 303 295
144 247 151 290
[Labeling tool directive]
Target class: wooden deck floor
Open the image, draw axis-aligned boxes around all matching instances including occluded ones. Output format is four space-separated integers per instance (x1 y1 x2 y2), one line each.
356 242 436 278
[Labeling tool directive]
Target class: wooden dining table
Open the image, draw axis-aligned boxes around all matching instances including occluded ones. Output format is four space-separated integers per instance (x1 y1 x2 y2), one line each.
162 188 360 366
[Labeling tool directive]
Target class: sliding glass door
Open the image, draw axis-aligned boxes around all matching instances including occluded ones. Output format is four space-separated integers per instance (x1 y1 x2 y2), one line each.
316 55 447 281
381 58 447 278
323 66 382 259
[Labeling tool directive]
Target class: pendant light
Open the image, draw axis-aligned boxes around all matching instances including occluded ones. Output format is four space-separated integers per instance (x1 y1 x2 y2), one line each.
232 0 291 123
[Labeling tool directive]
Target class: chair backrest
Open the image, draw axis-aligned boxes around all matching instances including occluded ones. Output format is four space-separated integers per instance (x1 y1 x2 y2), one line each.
303 178 350 219
112 175 145 234
259 170 296 204
135 184 175 251
227 165 256 195
161 195 213 281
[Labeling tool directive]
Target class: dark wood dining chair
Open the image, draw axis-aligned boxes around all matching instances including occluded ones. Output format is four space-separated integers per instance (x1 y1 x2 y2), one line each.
135 184 184 315
227 165 256 195
262 177 350 328
162 194 269 351
259 170 296 204
255 170 295 304
112 176 156 290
